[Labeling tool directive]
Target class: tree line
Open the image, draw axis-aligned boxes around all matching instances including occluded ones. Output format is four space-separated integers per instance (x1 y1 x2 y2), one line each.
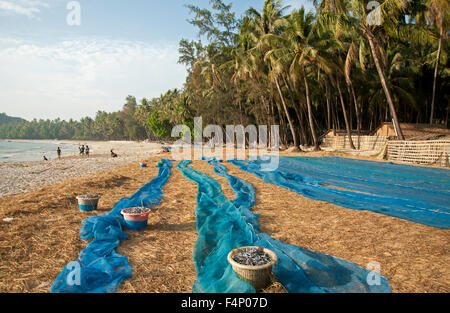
1 0 448 148
153 0 449 150
134 0 449 149
0 96 148 141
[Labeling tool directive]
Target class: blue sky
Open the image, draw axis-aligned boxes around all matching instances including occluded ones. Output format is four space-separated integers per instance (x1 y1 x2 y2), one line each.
0 0 314 121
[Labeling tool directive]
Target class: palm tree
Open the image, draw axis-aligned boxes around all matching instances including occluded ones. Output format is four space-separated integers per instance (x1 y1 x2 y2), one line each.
334 70 356 149
263 7 338 150
313 0 359 149
344 42 361 146
424 0 449 124
162 0 450 147
268 57 300 149
345 0 409 140
244 0 294 147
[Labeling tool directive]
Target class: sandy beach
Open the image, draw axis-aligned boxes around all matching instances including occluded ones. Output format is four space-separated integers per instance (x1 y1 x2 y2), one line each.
0 140 162 197
0 144 448 293
1 0 448 300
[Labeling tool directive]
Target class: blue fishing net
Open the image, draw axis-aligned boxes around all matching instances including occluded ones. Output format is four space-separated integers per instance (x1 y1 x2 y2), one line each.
230 156 450 229
50 159 172 293
177 158 390 293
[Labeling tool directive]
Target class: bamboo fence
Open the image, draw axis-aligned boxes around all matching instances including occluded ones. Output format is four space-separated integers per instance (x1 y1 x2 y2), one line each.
386 140 450 167
321 134 449 167
321 135 387 151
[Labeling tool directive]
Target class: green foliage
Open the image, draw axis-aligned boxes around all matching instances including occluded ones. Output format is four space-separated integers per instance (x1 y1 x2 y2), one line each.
174 0 450 147
0 113 26 125
185 0 239 47
178 39 204 68
147 111 172 139
2 0 449 143
0 96 148 140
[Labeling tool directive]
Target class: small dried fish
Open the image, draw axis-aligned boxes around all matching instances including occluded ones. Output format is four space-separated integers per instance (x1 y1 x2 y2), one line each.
123 207 150 214
78 194 100 199
233 246 272 266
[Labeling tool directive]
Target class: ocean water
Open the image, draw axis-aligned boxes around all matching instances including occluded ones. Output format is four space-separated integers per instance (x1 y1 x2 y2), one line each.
0 141 80 162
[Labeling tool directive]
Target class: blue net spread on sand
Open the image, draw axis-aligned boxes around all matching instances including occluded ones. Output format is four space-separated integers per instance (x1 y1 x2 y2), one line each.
177 158 390 293
50 159 172 293
229 156 450 229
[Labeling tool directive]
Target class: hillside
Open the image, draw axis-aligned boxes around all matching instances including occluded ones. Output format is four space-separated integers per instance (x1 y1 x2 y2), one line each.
0 113 26 125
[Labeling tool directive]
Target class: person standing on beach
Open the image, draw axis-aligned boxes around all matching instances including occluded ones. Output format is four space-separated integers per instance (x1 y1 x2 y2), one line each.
85 145 90 157
80 145 85 156
57 147 61 159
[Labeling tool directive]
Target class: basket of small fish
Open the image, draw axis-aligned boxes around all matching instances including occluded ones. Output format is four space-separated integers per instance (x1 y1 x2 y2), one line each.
120 206 152 230
227 246 277 291
76 194 101 212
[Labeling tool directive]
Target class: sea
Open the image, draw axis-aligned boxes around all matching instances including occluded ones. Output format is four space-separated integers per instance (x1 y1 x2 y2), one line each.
0 141 80 162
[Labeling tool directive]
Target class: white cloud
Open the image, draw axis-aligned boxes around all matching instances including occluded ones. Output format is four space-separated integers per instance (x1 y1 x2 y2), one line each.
0 38 187 120
0 0 49 19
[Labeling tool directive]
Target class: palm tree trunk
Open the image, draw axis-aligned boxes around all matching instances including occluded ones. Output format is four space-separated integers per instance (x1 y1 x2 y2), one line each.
270 97 276 148
275 77 299 149
326 79 332 131
275 101 287 146
260 95 271 147
430 30 443 125
297 96 311 144
366 32 405 140
347 81 361 149
334 95 339 133
293 103 307 145
337 76 356 150
331 97 337 136
446 99 449 129
283 74 306 147
296 98 310 145
348 90 353 132
236 85 244 125
302 68 320 151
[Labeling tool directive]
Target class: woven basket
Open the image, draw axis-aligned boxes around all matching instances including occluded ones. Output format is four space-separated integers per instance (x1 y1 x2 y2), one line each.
227 246 277 291
76 195 101 212
76 195 100 206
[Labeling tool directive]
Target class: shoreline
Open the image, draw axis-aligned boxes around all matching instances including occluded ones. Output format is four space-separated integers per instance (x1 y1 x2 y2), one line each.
2 142 447 198
1 139 162 154
0 154 154 198
0 140 163 198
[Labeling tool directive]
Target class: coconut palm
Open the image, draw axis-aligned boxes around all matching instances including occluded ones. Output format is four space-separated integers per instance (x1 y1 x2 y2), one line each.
263 7 339 150
424 0 449 124
341 0 410 139
243 0 296 147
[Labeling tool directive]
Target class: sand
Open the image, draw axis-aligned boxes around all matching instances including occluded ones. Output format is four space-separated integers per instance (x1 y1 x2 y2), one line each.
0 140 162 197
0 145 448 293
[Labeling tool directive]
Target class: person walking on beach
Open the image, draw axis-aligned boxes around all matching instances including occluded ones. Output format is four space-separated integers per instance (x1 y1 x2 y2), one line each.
80 145 85 156
85 145 90 157
57 147 61 159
